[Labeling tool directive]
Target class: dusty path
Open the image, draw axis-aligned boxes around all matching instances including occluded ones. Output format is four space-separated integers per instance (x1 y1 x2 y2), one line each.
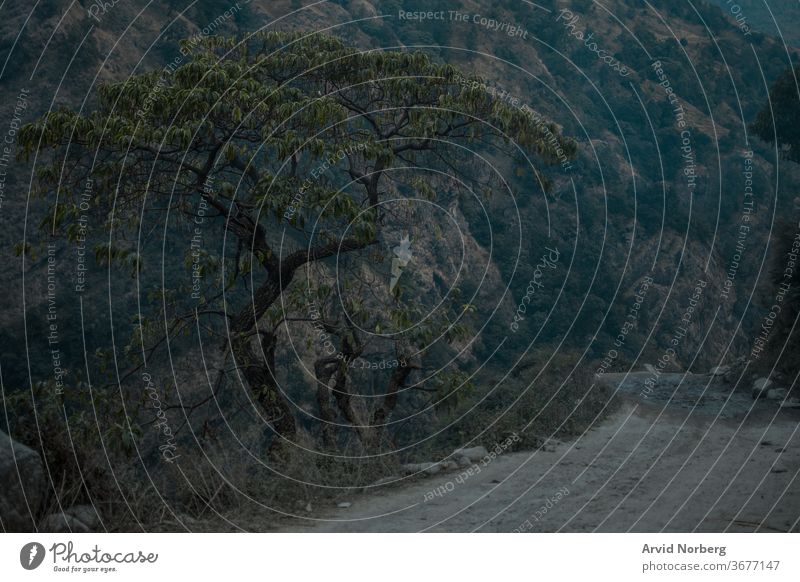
282 375 800 532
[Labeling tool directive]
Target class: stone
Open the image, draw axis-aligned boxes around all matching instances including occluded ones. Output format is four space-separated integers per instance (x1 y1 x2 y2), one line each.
441 460 459 471
336 502 352 509
766 388 788 401
0 430 45 532
753 377 773 390
64 505 101 530
452 446 488 463
752 378 774 399
40 512 90 533
456 455 472 468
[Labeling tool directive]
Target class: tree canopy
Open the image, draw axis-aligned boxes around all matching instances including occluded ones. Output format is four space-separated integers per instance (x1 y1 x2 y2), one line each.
19 31 575 457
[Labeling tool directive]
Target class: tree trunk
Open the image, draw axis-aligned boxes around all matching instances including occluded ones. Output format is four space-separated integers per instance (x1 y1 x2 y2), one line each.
228 244 375 457
232 329 296 459
329 365 371 445
369 359 417 450
314 358 339 448
229 271 295 460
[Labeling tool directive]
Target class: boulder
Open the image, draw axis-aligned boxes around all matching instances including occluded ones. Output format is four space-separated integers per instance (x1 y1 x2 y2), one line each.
64 505 101 530
0 430 45 532
709 365 730 376
39 512 90 533
753 377 773 390
456 455 472 468
441 460 459 471
451 446 488 463
752 378 774 399
766 388 788 401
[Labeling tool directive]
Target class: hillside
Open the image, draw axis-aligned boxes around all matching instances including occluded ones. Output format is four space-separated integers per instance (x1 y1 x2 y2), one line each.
1 0 799 531
707 0 800 46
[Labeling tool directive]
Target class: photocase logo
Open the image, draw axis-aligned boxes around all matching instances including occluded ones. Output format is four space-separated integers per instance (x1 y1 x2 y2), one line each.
20 542 46 570
389 234 413 293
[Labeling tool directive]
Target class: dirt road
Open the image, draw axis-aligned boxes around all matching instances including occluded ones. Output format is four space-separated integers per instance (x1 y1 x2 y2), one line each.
282 375 800 532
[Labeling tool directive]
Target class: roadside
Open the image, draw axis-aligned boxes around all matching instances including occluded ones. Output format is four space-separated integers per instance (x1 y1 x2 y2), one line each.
278 375 800 532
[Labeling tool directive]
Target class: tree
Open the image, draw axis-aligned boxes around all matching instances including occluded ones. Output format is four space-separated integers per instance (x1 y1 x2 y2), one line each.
751 64 800 162
19 31 574 458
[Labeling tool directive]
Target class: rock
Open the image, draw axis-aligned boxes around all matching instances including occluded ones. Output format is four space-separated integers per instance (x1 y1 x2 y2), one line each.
451 446 488 463
753 377 773 389
766 388 788 401
753 377 773 392
63 505 101 530
40 512 90 533
709 365 730 376
304 502 312 513
780 398 800 409
336 502 352 509
441 460 459 471
0 430 45 532
752 378 774 399
401 462 441 476
456 455 472 468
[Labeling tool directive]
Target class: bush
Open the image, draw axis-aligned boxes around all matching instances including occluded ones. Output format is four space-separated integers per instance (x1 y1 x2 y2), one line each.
409 349 618 461
2 380 141 528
